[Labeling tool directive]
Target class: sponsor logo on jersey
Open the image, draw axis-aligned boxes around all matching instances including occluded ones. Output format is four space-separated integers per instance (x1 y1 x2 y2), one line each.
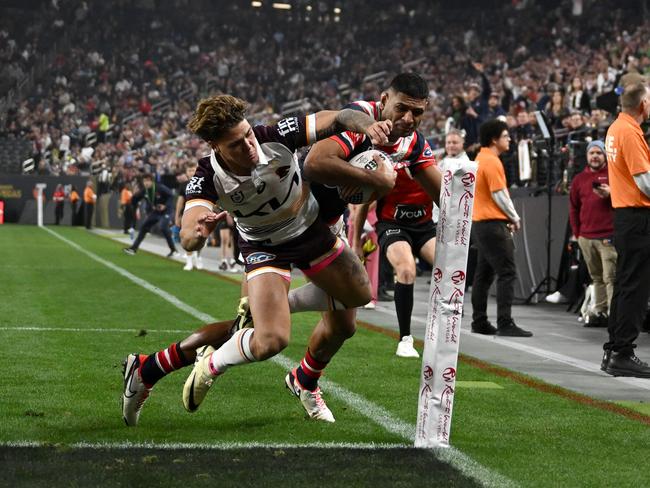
246 252 277 265
385 228 401 236
394 204 426 222
186 176 204 194
230 190 245 204
276 117 299 136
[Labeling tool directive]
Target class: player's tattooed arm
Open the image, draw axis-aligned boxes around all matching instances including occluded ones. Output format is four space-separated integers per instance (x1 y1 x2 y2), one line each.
313 109 391 144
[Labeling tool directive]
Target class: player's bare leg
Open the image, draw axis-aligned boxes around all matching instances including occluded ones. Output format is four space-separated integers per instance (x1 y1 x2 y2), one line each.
184 272 291 411
285 246 370 422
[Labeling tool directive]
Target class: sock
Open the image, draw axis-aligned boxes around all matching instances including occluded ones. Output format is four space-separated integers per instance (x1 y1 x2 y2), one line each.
394 282 414 339
208 328 256 375
140 342 192 387
288 282 346 312
295 349 328 391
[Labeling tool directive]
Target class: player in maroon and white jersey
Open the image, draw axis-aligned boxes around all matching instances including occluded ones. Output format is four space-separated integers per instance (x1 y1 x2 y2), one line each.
308 73 441 359
121 94 392 426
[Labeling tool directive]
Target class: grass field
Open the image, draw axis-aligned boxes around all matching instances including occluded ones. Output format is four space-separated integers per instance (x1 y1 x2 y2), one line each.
1 224 649 487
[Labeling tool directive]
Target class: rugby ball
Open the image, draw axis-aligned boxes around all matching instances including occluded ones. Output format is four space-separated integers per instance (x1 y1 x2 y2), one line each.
338 149 394 204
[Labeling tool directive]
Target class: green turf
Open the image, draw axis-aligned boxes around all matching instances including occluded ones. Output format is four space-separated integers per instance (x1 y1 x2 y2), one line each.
2 225 649 487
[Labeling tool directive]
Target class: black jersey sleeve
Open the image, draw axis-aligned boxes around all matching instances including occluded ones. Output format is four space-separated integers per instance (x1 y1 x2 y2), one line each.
253 114 317 152
183 156 219 211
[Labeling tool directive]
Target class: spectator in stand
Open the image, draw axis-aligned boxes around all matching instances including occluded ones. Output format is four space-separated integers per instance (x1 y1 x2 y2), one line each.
569 141 616 327
545 89 570 130
462 62 492 154
53 184 65 225
83 179 97 229
568 76 592 115
481 92 507 120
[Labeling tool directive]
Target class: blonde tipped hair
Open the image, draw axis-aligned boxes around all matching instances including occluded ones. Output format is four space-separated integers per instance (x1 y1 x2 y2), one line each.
619 73 649 110
187 95 248 142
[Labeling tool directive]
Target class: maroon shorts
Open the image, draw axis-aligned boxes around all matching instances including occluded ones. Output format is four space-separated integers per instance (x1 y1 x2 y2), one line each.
238 218 345 281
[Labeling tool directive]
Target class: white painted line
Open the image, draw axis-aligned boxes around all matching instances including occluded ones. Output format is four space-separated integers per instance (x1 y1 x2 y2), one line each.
43 227 516 488
272 354 416 441
374 304 650 392
42 227 215 323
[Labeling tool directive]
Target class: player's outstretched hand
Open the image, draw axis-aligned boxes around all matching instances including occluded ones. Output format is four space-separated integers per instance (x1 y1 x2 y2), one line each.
365 120 392 146
195 210 228 238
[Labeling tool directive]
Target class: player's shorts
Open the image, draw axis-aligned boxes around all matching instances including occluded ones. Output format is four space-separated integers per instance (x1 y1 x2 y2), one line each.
376 220 436 256
238 217 344 281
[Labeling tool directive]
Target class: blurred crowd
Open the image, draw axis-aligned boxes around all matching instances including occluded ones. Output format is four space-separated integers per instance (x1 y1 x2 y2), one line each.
1 0 650 188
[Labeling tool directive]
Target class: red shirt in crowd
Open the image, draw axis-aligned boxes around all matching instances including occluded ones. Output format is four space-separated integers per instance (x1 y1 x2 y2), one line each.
569 165 614 238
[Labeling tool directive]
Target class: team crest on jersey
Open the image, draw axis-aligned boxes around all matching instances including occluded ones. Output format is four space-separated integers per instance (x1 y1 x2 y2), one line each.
186 176 204 194
246 252 276 265
423 147 433 158
230 191 245 204
275 165 291 180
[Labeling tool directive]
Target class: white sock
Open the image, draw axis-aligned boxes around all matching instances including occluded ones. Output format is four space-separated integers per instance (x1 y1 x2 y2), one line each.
209 328 255 375
288 282 347 312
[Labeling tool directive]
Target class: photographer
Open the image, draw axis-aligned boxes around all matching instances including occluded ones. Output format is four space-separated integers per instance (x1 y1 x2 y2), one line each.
568 141 616 327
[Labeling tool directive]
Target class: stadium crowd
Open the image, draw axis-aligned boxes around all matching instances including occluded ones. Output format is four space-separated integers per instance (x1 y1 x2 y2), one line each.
1 0 650 187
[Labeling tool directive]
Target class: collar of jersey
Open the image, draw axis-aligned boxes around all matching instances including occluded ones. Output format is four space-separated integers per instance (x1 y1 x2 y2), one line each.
209 139 272 193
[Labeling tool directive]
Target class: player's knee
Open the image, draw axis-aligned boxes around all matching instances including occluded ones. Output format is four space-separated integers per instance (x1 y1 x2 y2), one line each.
346 282 372 308
396 266 416 284
338 320 357 339
252 332 289 360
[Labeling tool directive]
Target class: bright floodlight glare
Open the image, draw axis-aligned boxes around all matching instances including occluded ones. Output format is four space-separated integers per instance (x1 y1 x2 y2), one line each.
272 2 291 9
306 4 312 11
333 7 341 13
251 1 262 6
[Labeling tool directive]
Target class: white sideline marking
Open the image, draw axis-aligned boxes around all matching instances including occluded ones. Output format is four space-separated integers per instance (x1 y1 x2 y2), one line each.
42 227 214 324
42 227 516 488
2 440 410 450
374 304 650 392
0 326 190 334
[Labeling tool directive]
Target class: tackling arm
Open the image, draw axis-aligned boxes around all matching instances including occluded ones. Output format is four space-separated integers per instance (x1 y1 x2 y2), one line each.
304 139 396 195
311 109 391 144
